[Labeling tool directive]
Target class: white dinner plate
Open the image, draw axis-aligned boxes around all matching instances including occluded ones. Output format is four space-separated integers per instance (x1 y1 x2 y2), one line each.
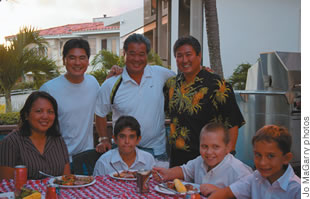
154 182 200 195
48 175 96 188
109 170 137 181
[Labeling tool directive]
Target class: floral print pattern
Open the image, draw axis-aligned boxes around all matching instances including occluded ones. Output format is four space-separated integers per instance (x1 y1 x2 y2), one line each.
164 69 245 156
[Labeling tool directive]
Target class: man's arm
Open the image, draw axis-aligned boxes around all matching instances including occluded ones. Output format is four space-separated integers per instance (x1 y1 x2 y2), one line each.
208 187 236 199
228 125 238 152
95 115 112 153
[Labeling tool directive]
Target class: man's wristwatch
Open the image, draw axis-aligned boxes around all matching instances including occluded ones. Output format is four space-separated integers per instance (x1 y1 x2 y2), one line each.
98 136 110 142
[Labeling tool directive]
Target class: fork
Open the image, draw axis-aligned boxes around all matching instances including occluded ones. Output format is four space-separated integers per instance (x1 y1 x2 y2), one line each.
109 162 120 177
154 170 164 183
39 171 55 178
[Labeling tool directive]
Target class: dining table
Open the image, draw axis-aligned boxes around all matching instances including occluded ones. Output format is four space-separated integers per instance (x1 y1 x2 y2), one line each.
0 175 207 199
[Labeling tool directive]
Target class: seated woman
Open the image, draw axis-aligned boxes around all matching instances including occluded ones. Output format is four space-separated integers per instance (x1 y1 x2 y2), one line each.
0 91 70 179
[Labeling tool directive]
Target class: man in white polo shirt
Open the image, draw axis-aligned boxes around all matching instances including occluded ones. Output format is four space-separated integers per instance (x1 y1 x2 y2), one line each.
95 33 175 160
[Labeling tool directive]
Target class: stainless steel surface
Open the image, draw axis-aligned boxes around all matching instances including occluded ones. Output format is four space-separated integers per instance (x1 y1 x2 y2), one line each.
235 51 301 169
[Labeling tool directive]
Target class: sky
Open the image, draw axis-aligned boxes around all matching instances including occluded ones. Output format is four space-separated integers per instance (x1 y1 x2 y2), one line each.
0 0 143 44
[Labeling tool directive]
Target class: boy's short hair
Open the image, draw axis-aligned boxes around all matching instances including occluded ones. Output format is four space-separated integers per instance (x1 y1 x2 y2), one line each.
113 115 141 137
63 38 90 59
252 125 292 154
200 122 230 145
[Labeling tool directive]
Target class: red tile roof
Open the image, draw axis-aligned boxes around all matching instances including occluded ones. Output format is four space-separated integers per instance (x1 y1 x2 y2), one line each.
39 22 119 36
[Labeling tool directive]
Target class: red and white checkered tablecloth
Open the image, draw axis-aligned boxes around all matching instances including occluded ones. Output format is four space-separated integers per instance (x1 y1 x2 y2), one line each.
0 175 206 199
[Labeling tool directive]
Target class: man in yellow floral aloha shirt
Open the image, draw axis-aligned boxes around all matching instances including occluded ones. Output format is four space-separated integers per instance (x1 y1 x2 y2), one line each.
164 36 245 167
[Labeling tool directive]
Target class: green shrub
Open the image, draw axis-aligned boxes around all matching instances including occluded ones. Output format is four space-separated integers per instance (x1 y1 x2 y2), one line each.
228 63 251 90
0 112 20 125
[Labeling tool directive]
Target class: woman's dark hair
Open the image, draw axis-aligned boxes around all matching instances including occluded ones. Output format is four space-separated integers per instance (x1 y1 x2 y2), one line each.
62 38 90 58
113 115 141 137
173 35 201 57
19 91 61 137
123 33 151 54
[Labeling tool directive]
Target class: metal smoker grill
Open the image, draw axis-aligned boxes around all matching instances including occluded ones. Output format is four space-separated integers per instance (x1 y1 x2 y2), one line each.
234 51 301 173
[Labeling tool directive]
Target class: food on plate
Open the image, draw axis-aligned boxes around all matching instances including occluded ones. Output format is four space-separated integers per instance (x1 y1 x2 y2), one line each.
22 192 41 199
113 170 137 178
166 180 198 193
53 174 94 186
16 187 41 199
173 179 187 193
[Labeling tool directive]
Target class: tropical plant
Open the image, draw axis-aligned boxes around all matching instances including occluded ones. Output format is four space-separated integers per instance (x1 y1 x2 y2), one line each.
148 49 164 67
228 63 251 90
90 49 125 85
0 26 59 112
203 0 224 78
90 49 167 85
0 112 19 125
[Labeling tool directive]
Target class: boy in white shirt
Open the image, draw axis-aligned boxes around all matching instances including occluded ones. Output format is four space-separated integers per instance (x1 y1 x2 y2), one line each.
153 123 252 195
208 125 301 199
93 116 155 176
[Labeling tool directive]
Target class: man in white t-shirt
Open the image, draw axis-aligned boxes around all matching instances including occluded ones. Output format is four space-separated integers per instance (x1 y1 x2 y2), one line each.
40 39 99 161
95 34 175 159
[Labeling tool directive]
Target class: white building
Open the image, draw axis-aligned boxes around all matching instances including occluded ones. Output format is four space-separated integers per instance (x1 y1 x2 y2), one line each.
146 0 300 78
39 7 143 73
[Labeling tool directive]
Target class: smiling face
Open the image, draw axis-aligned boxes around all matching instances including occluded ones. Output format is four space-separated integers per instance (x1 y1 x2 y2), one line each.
175 44 202 82
27 98 55 135
64 48 89 83
253 140 292 184
113 127 141 156
200 129 229 171
124 42 148 77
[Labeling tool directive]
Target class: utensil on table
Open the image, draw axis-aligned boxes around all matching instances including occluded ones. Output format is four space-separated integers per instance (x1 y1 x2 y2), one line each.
39 171 55 178
109 162 120 177
158 183 180 194
154 170 164 182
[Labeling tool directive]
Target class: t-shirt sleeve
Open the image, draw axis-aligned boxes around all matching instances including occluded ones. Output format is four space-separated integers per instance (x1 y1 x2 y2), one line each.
229 174 252 199
0 133 18 167
95 81 113 117
39 83 49 93
180 157 196 182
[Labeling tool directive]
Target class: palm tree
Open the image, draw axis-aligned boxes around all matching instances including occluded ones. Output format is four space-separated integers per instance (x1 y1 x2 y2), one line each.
0 26 58 112
203 0 224 78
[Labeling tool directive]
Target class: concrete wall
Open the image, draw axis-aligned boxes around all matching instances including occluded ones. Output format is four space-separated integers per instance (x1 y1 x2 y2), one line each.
202 0 301 78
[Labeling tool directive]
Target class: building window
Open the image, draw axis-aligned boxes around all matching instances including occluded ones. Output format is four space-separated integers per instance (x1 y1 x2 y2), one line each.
101 39 107 50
